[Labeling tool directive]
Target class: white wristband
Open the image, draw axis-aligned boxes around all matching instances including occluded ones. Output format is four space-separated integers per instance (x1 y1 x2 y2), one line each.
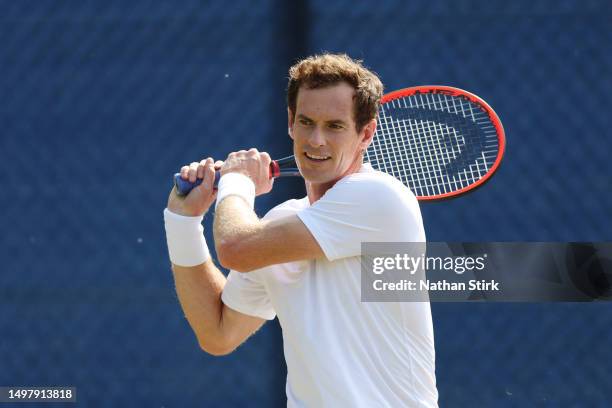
215 172 256 210
163 208 210 267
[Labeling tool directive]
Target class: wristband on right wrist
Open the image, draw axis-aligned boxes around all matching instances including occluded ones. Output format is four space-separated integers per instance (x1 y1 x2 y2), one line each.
163 208 210 267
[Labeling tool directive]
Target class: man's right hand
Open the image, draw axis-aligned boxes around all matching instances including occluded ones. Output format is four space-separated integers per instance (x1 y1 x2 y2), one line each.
167 157 222 217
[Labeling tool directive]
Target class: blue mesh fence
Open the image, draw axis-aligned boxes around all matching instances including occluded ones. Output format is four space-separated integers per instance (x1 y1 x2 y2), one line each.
1 0 611 406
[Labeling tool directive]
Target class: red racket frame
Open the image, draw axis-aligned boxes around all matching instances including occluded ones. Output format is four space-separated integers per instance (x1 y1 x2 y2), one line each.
380 85 506 200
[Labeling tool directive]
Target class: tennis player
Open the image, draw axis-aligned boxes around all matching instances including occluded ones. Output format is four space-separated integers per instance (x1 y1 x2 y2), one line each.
164 53 438 407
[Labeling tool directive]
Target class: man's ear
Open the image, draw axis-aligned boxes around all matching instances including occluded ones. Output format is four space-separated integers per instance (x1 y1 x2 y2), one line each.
359 119 377 150
287 108 295 140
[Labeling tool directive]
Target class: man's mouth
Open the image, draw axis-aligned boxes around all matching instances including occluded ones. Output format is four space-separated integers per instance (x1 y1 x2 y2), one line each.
304 152 331 162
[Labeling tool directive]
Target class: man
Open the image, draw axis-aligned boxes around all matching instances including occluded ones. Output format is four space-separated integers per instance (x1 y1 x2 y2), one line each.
164 53 438 407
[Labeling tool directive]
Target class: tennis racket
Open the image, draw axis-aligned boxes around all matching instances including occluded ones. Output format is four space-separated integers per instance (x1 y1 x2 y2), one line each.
174 85 505 201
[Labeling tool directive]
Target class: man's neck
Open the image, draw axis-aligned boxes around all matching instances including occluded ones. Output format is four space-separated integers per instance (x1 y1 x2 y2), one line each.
305 157 364 204
306 180 335 204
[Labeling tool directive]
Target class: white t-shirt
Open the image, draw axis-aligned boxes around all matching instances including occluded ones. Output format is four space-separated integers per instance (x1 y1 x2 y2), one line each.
221 164 438 407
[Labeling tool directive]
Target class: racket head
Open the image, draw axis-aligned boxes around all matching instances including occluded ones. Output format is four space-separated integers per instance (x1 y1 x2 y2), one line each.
368 85 505 201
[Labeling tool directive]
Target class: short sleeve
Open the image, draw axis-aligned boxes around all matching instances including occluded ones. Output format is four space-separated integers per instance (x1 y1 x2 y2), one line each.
297 174 425 261
220 198 311 321
221 270 276 320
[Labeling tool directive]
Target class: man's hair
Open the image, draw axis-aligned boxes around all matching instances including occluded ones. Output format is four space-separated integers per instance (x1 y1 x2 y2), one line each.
287 53 384 132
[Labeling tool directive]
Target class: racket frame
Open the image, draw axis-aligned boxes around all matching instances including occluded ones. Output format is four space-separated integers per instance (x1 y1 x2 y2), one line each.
380 85 506 200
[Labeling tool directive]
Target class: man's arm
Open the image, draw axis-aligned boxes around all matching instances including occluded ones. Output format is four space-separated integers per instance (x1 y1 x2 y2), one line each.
214 196 323 272
166 157 265 356
172 259 264 355
212 148 324 272
213 149 424 271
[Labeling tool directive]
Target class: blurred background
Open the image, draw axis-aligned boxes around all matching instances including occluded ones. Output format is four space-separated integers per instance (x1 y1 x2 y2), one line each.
1 0 611 406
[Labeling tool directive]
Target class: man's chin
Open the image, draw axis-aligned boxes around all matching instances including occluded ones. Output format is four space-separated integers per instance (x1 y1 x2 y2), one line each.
301 171 340 187
301 172 329 184
298 161 346 185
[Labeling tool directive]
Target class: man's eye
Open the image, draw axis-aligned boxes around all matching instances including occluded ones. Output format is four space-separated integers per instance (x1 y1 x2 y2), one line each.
329 123 343 130
299 119 312 126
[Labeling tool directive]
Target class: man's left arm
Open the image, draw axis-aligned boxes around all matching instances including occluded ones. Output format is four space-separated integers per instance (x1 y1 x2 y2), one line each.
213 148 324 272
214 195 323 272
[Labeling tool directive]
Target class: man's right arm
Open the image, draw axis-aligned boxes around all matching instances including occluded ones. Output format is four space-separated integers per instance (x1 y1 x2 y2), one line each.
166 157 265 356
172 259 264 356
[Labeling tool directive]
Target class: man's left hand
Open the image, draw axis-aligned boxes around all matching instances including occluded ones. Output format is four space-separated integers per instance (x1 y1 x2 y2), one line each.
220 148 274 196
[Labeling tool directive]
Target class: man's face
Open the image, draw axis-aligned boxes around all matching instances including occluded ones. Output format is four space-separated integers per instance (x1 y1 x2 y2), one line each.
288 82 374 186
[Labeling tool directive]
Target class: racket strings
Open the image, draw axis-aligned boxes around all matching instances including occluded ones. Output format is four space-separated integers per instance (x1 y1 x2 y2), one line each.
366 92 499 198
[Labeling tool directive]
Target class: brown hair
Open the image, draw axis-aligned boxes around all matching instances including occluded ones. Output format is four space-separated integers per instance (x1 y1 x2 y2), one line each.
287 53 383 132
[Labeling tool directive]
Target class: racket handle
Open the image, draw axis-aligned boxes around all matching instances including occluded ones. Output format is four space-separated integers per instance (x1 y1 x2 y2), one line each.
173 161 281 196
173 172 221 196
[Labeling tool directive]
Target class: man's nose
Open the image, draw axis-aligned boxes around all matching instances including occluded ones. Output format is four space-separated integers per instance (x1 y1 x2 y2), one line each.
308 127 326 147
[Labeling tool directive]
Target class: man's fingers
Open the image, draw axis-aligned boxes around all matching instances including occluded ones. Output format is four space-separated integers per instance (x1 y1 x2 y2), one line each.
178 158 215 183
197 163 205 180
188 162 200 183
260 152 271 165
202 159 217 190
180 165 190 179
198 157 214 180
247 148 259 157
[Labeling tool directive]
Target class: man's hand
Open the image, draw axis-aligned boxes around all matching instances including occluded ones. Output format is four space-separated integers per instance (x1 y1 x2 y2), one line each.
167 157 222 216
220 148 274 196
